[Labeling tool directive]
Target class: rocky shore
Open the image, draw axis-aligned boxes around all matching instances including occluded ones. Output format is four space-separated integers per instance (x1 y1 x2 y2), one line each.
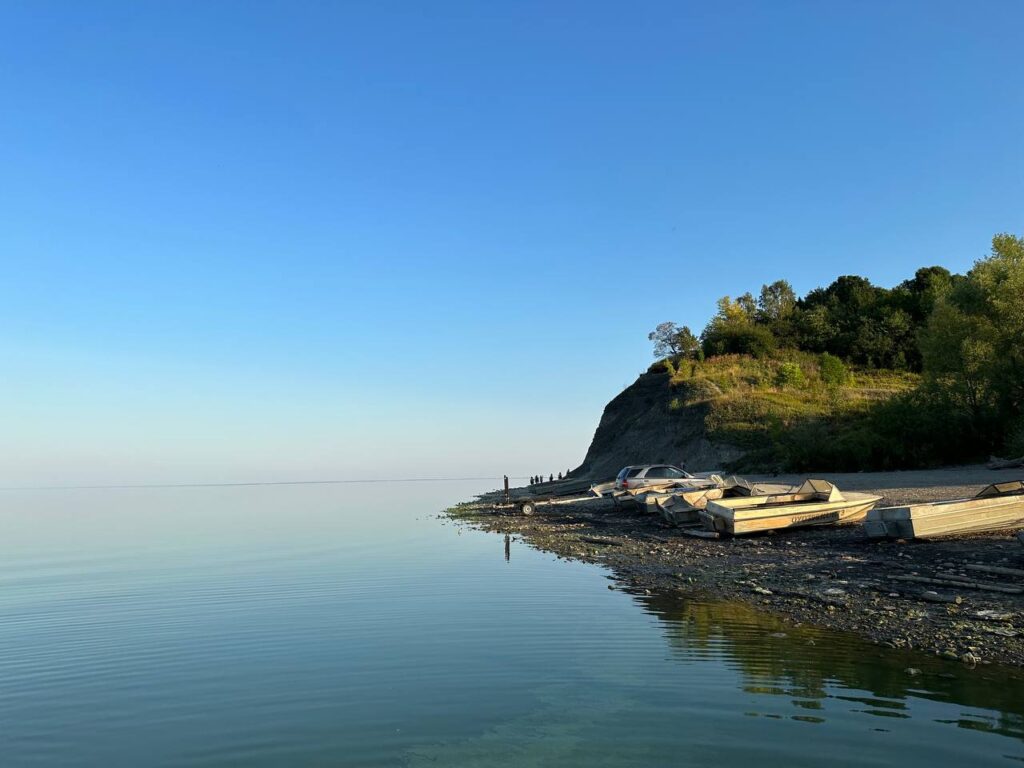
448 467 1024 668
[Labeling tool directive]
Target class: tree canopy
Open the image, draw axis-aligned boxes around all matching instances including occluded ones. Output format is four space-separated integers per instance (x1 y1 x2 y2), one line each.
648 322 699 358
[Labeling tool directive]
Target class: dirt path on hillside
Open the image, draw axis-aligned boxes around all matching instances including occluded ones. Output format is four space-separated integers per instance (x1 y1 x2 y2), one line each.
448 466 1024 669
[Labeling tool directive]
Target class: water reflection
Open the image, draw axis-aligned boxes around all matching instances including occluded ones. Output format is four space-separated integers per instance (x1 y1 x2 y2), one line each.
630 587 1024 740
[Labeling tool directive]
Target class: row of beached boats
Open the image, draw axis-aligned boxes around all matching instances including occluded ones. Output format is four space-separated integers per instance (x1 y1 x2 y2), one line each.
591 475 1024 540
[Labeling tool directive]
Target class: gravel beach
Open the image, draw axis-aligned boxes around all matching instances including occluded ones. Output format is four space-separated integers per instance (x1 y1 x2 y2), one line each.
448 466 1024 668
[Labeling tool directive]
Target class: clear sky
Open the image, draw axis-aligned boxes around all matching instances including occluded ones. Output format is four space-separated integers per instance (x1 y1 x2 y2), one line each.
2 1 1021 485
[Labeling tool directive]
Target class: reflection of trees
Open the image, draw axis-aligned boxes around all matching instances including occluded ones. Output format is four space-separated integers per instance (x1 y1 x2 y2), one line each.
629 588 1024 737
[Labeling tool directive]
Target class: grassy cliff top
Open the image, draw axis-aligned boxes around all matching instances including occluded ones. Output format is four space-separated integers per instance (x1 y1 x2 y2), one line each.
657 353 923 472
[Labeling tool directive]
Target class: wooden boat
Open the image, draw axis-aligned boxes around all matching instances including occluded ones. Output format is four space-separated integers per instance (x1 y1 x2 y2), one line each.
658 487 728 525
656 477 752 525
864 481 1024 540
657 478 794 526
613 477 720 510
589 481 617 498
641 477 725 511
700 479 881 536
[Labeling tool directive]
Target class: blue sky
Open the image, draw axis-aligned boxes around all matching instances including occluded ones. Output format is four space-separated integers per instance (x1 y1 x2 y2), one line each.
2 1 1021 484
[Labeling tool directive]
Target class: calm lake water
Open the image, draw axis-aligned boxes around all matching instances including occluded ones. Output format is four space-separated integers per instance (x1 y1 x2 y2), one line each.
1 481 1022 766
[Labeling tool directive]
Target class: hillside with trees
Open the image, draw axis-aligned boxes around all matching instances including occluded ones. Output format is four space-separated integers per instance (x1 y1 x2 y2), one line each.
578 234 1024 475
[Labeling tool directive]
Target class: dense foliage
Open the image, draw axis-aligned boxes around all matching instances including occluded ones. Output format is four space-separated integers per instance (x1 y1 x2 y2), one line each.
649 233 1024 469
696 270 956 369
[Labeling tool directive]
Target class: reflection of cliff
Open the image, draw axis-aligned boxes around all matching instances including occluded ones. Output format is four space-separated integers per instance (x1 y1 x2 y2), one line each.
630 588 1024 737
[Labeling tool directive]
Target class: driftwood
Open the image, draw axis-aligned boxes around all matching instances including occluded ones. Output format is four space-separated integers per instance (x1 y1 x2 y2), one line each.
889 574 1024 595
680 528 719 539
578 536 621 547
965 563 1024 578
920 591 961 604
988 455 1024 470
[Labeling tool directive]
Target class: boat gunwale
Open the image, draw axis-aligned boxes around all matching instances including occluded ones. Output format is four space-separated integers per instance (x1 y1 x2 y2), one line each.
707 491 880 515
868 492 1024 520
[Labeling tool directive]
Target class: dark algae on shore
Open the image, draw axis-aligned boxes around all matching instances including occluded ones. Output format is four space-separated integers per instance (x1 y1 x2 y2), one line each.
448 491 1024 669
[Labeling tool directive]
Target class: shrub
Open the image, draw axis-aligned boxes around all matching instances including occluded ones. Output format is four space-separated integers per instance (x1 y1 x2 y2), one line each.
775 362 805 388
703 323 777 359
680 378 723 404
819 353 849 387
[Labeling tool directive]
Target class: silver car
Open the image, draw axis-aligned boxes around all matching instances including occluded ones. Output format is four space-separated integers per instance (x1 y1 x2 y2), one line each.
614 464 693 490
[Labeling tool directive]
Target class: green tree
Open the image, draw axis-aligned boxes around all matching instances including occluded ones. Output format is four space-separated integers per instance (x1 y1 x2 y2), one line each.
894 266 955 322
648 322 700 358
919 233 1024 449
736 292 758 318
794 304 836 352
757 280 797 322
701 297 777 358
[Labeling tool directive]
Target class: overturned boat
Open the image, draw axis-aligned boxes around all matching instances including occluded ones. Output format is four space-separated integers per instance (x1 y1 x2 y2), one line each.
700 479 881 536
864 481 1024 540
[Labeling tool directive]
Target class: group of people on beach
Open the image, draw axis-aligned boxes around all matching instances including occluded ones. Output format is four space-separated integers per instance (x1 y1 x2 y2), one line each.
529 471 570 485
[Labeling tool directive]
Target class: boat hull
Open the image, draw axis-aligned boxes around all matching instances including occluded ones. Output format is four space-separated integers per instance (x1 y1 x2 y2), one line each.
702 492 880 535
865 493 1024 539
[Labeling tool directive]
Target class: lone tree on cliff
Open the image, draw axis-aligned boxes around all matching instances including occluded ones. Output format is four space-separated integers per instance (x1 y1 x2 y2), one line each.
648 322 699 358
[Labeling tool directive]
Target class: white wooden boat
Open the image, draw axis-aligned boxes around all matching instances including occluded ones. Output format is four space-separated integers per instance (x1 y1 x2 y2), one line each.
614 477 720 510
864 481 1024 540
658 478 795 526
700 479 881 536
635 478 720 513
656 477 756 525
658 487 728 525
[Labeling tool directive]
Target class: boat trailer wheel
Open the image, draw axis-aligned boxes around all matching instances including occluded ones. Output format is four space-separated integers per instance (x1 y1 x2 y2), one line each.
518 501 537 516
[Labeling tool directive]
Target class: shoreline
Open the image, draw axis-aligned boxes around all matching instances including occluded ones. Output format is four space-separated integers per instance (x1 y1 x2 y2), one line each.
447 466 1024 668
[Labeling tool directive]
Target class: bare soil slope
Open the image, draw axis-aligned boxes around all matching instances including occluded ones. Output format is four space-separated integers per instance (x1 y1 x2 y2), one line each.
572 369 741 479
